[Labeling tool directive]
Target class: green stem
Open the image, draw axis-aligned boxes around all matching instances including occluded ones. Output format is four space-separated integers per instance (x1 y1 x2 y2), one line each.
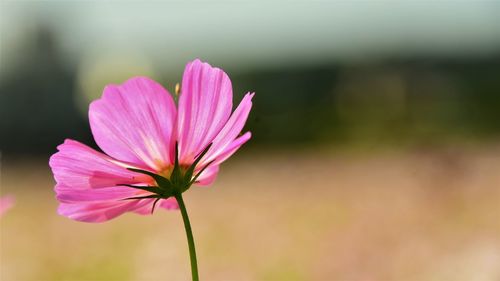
175 193 199 281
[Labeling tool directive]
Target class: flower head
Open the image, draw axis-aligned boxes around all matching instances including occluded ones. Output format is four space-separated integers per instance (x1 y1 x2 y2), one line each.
49 59 254 223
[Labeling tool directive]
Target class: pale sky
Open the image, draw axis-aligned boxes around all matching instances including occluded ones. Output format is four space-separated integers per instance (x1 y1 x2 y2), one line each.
1 1 500 75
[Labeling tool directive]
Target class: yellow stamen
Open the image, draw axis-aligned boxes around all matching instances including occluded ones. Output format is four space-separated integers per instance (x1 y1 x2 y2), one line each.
175 83 180 96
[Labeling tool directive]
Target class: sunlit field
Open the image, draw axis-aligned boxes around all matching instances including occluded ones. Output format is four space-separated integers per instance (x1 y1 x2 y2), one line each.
2 145 500 281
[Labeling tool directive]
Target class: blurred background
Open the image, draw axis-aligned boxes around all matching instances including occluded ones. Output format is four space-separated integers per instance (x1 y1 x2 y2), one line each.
1 1 500 280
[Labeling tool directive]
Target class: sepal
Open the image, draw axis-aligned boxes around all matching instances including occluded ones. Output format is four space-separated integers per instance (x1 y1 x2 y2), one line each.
183 143 212 185
127 168 172 189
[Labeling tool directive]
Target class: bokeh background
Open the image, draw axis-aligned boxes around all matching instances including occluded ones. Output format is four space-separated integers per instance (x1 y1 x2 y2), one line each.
1 1 500 280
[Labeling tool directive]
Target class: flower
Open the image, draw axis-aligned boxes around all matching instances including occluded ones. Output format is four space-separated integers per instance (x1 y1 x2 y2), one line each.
0 196 15 216
49 59 254 223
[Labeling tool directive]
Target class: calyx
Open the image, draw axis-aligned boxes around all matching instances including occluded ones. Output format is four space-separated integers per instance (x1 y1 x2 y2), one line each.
119 142 214 213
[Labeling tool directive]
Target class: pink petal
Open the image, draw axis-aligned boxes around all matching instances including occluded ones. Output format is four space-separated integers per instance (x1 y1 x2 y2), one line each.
58 199 152 223
0 196 15 216
177 59 233 164
49 139 154 221
200 92 254 167
89 77 177 171
49 139 146 190
195 165 220 186
55 185 139 203
160 197 179 210
132 200 154 215
193 133 250 187
133 197 179 214
211 132 251 166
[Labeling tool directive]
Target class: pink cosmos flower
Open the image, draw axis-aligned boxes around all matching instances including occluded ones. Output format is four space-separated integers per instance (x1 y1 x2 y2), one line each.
0 196 15 216
49 59 254 223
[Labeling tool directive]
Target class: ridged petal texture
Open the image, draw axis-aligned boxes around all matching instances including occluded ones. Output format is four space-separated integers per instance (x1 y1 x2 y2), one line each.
177 59 233 164
50 140 178 222
89 77 177 171
50 59 253 222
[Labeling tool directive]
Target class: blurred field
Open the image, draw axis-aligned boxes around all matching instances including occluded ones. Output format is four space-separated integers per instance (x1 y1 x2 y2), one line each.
1 145 500 281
